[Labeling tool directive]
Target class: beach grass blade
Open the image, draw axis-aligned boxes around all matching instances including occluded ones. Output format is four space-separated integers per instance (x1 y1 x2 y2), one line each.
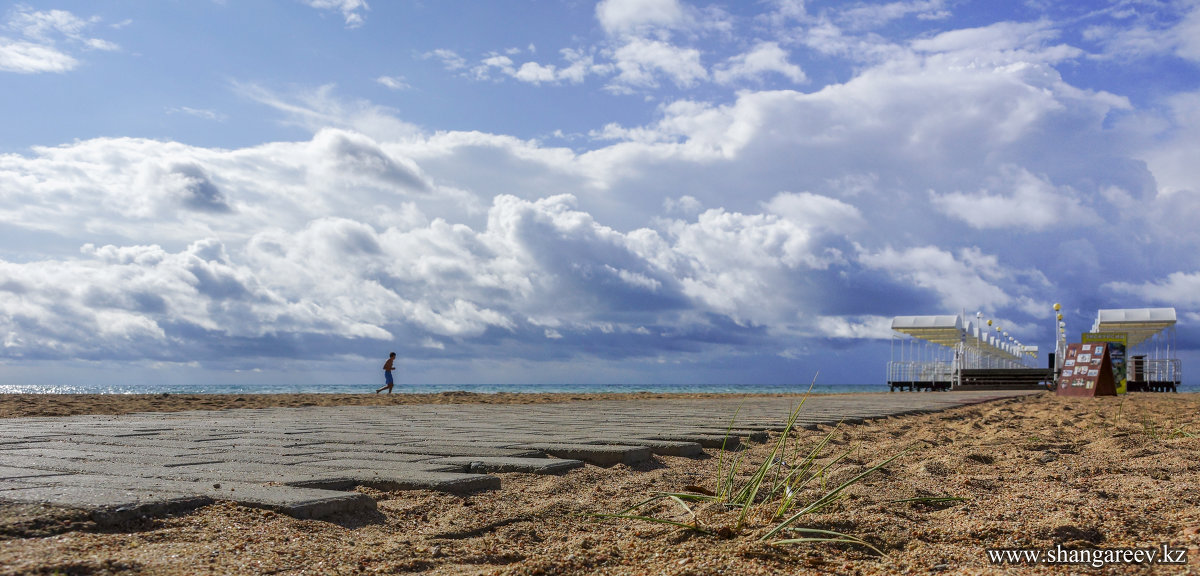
728 377 817 529
761 447 913 542
888 496 967 505
771 527 886 556
591 493 714 535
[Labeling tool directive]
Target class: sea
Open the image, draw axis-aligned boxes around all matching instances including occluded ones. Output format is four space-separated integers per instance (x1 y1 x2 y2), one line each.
0 382 1195 395
1 382 886 395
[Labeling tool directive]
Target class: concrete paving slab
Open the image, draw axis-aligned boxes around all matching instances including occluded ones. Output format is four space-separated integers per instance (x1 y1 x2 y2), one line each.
643 433 740 449
512 443 652 466
582 439 703 457
429 456 585 475
0 390 1037 522
0 484 212 526
287 471 500 494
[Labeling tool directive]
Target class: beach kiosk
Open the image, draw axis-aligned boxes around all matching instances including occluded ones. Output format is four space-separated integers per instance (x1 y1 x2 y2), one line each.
1086 308 1180 392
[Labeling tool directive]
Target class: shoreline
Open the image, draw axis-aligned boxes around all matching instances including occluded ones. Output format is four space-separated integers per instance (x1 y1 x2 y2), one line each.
2 393 1199 574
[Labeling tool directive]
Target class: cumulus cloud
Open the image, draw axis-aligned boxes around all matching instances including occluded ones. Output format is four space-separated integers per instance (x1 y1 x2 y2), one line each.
1141 91 1200 196
858 246 1018 313
713 42 806 85
608 37 707 90
464 48 600 86
930 167 1101 230
596 0 690 37
423 48 468 71
437 0 736 93
815 315 894 339
1108 272 1200 307
1176 3 1200 61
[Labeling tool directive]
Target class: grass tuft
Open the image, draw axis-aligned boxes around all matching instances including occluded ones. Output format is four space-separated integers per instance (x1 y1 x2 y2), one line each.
595 373 925 557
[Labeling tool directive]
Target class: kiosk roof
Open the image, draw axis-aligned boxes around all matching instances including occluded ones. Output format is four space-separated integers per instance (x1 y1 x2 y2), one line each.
1092 308 1176 348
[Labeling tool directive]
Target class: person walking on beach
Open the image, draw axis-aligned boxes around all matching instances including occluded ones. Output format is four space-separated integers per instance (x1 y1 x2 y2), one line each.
375 352 397 394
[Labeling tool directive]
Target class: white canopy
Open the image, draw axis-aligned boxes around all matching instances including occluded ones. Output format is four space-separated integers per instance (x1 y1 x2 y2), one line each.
1091 308 1176 348
892 314 1028 360
891 315 962 347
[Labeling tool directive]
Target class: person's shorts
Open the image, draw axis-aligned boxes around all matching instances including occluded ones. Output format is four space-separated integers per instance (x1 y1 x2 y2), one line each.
385 370 394 385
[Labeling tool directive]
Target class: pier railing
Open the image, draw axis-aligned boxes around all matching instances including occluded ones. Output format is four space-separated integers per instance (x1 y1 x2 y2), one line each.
886 361 955 391
1127 358 1183 391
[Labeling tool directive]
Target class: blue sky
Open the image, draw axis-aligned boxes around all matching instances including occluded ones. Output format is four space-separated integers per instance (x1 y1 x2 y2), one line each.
2 0 1199 388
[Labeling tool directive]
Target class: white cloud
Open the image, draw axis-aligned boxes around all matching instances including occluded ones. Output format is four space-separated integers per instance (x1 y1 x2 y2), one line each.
0 37 76 73
1142 91 1200 196
0 124 871 363
376 75 410 90
236 83 422 142
166 106 227 122
815 315 893 339
763 192 862 234
423 48 467 71
514 61 559 84
596 0 688 37
653 206 844 325
930 167 1102 230
463 48 600 86
474 54 515 80
0 6 116 74
1108 271 1200 307
713 42 806 85
10 8 95 42
663 195 703 215
911 20 1083 66
1083 1 1200 62
1176 3 1200 61
608 37 707 90
838 0 950 30
858 246 1015 312
302 0 369 28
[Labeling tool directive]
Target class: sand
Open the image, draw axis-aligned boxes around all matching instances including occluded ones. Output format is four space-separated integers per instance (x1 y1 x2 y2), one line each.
1 391 1199 575
0 391 790 418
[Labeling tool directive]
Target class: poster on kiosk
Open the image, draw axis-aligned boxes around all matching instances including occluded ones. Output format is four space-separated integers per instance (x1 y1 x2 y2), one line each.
1057 342 1118 397
1081 332 1128 394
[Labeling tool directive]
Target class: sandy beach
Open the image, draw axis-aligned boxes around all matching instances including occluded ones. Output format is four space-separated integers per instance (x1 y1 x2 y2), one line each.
2 391 1199 575
0 391 796 418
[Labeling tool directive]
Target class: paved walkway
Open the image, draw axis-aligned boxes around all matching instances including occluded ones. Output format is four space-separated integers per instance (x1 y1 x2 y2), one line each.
0 391 1035 524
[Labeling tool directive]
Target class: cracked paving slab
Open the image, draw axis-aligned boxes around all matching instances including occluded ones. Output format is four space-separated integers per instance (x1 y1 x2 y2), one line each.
0 391 1035 523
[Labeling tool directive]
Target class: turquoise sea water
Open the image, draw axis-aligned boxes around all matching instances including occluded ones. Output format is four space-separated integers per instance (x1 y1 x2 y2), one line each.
1 382 1195 395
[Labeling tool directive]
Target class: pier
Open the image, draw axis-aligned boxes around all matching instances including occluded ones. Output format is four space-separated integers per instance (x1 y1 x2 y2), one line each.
888 313 1050 392
890 307 1182 392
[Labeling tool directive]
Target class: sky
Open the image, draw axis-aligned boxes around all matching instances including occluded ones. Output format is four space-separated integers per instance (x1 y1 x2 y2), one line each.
1 0 1199 388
